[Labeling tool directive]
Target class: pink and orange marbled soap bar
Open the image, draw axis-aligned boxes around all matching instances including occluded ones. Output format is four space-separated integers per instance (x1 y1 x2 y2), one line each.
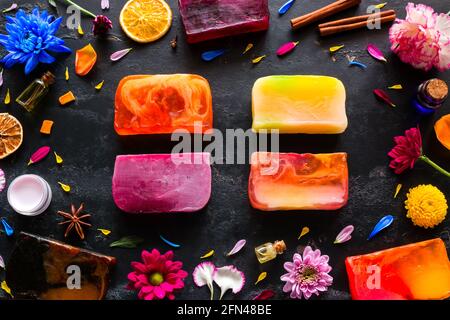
248 152 348 211
346 238 450 300
112 153 211 213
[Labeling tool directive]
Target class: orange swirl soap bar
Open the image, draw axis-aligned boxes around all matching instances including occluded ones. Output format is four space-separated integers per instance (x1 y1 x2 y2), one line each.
248 152 348 211
252 76 348 134
115 74 213 135
345 238 450 300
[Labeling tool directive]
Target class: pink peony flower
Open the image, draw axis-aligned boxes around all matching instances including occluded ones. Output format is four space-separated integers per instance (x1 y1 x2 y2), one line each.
127 249 188 300
280 246 333 300
389 3 450 71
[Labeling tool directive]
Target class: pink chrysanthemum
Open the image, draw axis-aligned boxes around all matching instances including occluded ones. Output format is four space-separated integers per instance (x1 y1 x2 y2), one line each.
388 127 423 174
280 246 333 300
127 249 188 300
389 3 450 71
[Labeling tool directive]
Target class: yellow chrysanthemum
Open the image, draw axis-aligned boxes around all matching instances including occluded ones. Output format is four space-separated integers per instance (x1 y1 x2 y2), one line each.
405 184 448 228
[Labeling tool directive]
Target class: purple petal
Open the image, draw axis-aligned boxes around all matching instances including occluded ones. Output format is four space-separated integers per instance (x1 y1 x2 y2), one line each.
226 239 246 256
101 0 109 10
334 225 354 244
0 254 4 269
2 3 18 13
367 43 387 62
110 48 132 61
0 69 3 88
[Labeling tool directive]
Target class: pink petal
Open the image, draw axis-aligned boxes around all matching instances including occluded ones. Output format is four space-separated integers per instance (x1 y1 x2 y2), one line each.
153 286 166 299
101 0 109 10
276 41 299 56
226 239 246 256
367 43 387 62
110 48 133 62
334 225 354 244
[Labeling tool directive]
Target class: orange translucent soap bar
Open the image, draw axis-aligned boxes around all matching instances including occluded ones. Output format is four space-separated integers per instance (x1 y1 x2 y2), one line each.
345 238 450 300
114 74 213 135
248 152 348 211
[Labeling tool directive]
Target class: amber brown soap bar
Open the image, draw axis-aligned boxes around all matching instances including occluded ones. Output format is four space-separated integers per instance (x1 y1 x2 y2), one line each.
5 232 116 300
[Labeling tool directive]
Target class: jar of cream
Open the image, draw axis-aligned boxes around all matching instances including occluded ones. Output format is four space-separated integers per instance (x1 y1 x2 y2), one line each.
7 174 52 216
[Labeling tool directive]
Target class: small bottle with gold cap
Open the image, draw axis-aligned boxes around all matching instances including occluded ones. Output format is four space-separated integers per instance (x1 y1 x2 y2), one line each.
412 78 448 116
16 71 55 112
255 240 286 264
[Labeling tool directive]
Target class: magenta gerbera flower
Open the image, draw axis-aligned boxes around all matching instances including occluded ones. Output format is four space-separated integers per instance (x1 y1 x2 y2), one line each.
280 246 333 300
127 249 188 300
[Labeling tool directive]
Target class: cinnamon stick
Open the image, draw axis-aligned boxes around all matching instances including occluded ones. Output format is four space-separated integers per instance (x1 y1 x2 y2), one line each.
291 0 361 30
318 11 396 36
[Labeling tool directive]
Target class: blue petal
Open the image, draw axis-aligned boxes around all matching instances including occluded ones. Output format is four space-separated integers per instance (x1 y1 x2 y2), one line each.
47 16 62 35
1 218 14 237
2 53 19 68
201 49 227 62
279 0 296 15
368 215 394 240
24 54 39 74
39 51 55 64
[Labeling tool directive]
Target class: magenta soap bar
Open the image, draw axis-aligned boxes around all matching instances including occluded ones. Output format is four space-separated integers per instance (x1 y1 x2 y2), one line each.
112 153 211 213
178 0 270 44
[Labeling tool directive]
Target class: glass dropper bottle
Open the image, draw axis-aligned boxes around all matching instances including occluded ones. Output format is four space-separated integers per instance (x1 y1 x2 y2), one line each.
255 240 286 264
16 71 55 112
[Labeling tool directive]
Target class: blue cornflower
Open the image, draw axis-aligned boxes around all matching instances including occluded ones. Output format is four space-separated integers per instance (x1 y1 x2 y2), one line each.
0 8 71 74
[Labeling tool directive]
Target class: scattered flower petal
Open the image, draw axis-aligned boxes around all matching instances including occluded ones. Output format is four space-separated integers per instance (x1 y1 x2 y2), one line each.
279 0 295 15
110 48 132 61
213 265 245 299
110 236 143 248
368 215 394 240
394 183 402 198
95 80 104 90
77 24 84 35
243 43 253 55
0 254 4 269
252 289 275 300
101 0 109 10
367 43 387 62
375 2 387 9
1 281 12 298
374 89 396 107
334 225 354 244
193 262 216 300
226 239 246 256
2 3 17 13
0 168 5 193
200 250 215 259
54 152 63 165
1 218 13 236
298 226 310 240
255 272 267 285
160 235 181 248
201 49 226 61
276 41 299 56
4 88 10 104
58 182 71 192
0 68 3 88
252 55 266 64
98 228 111 236
65 67 69 81
388 84 403 90
349 61 367 69
28 146 50 165
329 45 344 53
48 0 56 8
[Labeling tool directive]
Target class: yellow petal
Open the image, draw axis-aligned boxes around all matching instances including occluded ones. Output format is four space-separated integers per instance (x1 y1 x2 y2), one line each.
388 84 403 90
329 45 344 53
78 24 84 35
394 184 402 199
298 226 310 240
98 228 112 236
252 55 266 64
1 281 13 298
4 88 10 104
58 182 71 192
65 67 69 81
95 80 104 90
255 272 267 285
375 2 387 9
54 152 63 164
200 250 215 259
243 43 254 55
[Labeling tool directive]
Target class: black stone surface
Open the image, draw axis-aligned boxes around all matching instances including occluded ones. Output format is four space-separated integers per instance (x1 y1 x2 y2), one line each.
0 0 449 300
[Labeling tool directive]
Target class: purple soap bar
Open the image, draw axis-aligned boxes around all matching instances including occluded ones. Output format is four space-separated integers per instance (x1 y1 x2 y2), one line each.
112 153 211 213
178 0 270 44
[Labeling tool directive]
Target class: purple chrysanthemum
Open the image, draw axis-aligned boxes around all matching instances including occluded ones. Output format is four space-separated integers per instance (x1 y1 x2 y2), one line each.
0 8 71 74
92 15 112 36
280 246 333 299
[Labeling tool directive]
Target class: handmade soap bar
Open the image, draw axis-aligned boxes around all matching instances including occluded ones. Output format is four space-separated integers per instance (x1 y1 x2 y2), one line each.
345 238 450 300
248 152 348 211
178 0 270 43
114 74 213 135
6 232 116 300
252 76 348 134
112 153 211 213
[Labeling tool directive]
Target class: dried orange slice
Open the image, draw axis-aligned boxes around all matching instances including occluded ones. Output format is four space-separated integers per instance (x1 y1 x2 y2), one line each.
119 0 172 43
435 114 450 150
0 113 23 159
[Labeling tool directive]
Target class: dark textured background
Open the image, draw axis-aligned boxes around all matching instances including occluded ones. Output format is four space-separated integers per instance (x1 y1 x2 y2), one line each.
0 0 449 300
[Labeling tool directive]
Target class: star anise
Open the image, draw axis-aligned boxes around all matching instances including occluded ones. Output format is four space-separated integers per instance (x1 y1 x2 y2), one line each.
57 203 92 240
